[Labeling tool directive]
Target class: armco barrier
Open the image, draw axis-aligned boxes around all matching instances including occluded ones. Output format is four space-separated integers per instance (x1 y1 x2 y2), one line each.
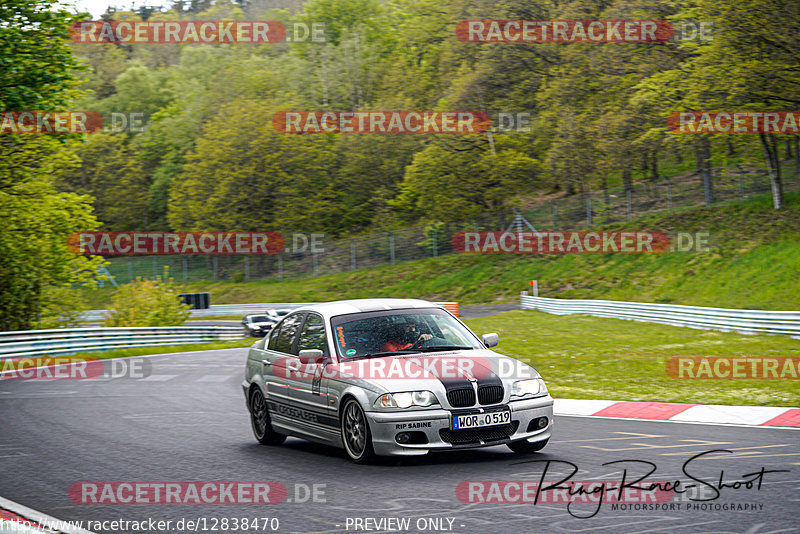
0 326 243 358
520 294 800 338
80 303 308 322
81 301 460 321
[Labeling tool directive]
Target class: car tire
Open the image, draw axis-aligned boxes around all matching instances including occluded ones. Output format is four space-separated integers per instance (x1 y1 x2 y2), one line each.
249 388 286 446
341 398 376 464
508 438 548 454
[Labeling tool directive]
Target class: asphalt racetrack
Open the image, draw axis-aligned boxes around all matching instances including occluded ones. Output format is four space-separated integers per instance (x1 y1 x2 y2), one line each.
1 348 798 534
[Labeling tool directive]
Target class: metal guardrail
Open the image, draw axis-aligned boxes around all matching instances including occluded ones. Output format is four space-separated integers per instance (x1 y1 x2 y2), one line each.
4 301 462 358
0 326 243 358
520 295 800 338
80 303 308 321
81 301 461 321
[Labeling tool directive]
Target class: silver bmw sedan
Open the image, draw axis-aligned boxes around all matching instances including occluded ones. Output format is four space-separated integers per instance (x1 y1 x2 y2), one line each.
242 298 553 463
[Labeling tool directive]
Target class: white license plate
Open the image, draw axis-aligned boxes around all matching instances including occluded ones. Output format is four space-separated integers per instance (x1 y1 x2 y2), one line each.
452 410 511 430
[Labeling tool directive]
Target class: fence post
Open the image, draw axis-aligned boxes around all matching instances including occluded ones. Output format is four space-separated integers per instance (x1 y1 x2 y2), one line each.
350 240 356 271
389 232 395 266
128 258 134 283
586 194 592 227
626 189 633 221
312 251 318 277
278 254 283 280
738 165 746 200
552 200 558 227
244 256 250 282
182 257 187 282
212 257 218 282
666 176 673 213
432 228 438 258
152 257 158 280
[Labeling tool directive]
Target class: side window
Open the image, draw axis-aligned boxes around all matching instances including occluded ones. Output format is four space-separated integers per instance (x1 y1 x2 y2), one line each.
271 314 304 355
297 314 328 357
266 325 281 351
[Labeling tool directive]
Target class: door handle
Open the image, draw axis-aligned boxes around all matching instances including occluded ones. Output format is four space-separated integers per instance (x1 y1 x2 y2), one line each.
261 359 272 366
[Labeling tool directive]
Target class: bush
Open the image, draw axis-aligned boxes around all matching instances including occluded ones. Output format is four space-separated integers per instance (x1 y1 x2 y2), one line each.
34 286 90 329
104 269 191 327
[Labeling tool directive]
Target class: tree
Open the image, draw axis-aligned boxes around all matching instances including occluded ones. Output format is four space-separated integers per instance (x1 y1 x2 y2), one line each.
167 98 335 232
0 0 104 331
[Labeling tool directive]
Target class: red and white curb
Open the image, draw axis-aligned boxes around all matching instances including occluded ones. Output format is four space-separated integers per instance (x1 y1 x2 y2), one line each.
554 399 800 429
0 495 94 534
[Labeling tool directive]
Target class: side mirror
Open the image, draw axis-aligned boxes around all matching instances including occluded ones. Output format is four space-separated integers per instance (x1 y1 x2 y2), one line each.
298 349 324 363
481 333 499 348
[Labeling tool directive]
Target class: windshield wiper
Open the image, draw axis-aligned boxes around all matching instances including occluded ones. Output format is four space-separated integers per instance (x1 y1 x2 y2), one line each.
347 350 419 360
415 345 474 352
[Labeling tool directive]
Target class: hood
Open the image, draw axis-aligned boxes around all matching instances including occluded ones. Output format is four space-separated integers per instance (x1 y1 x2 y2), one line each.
331 349 540 395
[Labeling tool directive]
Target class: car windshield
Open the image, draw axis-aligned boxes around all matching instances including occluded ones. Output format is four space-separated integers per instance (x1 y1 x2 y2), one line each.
330 308 481 359
249 316 269 322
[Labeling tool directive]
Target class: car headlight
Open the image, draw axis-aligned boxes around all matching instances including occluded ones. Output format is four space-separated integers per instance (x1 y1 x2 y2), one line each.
374 391 438 409
511 378 546 397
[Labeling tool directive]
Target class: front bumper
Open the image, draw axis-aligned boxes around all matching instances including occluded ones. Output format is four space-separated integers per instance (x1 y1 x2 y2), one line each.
365 395 553 456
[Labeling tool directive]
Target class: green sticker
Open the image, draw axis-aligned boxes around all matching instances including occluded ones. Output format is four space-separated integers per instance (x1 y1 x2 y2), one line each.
346 349 357 356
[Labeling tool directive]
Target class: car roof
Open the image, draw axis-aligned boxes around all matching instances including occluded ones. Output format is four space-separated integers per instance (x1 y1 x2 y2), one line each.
292 299 441 319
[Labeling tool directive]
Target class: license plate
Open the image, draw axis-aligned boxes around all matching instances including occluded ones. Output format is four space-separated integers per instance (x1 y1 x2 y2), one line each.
452 410 511 430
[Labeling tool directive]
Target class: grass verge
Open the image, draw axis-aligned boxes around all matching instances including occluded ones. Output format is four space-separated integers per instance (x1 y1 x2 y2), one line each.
463 311 800 407
46 338 254 362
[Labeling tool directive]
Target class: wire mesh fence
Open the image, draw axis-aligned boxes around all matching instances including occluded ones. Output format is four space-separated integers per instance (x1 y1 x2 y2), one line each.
102 168 798 285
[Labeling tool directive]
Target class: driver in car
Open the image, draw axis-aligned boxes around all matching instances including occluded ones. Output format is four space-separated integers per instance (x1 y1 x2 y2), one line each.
381 321 432 352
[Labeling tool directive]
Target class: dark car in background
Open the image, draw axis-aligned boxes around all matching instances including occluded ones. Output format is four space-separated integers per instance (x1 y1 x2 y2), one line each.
241 314 276 337
242 309 292 337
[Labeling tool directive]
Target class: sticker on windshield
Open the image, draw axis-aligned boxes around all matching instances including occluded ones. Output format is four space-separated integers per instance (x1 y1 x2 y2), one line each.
336 326 346 348
346 349 356 356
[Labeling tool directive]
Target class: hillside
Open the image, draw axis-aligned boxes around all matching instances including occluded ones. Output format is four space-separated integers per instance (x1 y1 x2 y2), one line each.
81 191 800 311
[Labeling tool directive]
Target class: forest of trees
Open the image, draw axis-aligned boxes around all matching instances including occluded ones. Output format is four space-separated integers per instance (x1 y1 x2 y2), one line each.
1 0 798 329
59 0 800 237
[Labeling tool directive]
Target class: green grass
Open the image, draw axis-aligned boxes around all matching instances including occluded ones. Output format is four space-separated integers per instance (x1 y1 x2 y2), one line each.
463 311 800 407
47 338 254 361
80 190 800 312
38 311 798 408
